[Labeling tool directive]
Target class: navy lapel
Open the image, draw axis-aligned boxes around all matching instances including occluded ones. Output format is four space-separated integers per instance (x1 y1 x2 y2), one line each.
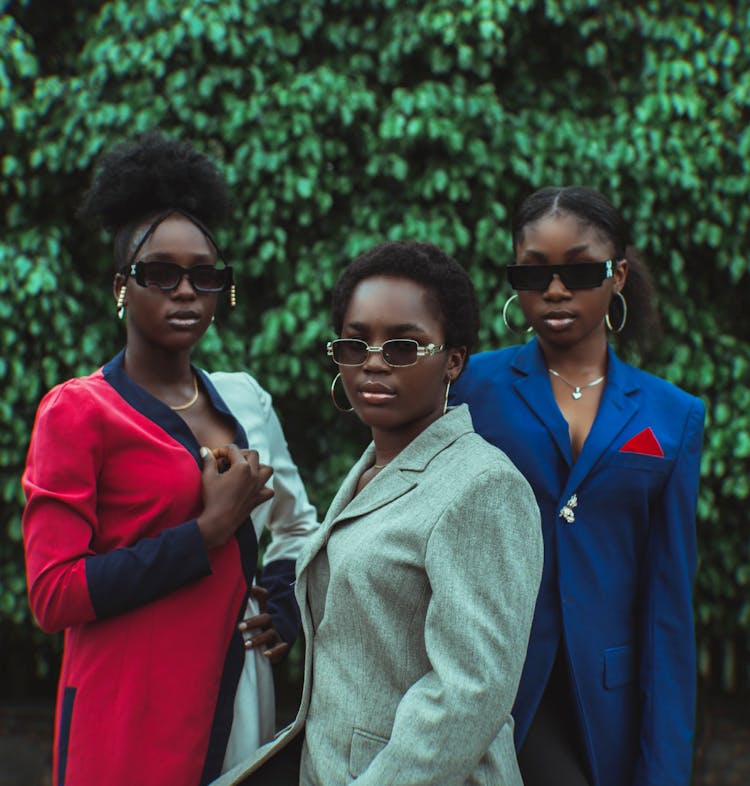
102 350 246 467
512 339 573 470
563 347 640 496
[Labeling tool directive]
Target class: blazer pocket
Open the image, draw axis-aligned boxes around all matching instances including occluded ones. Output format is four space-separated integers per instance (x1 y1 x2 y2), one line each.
349 727 389 777
603 645 635 689
603 452 670 473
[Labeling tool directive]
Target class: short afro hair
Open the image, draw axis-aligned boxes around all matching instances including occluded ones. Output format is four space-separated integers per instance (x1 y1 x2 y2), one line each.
78 132 231 269
331 241 479 362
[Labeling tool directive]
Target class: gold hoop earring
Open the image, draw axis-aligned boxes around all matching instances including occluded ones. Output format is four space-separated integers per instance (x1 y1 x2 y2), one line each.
330 373 353 413
502 294 533 335
605 291 627 333
116 286 126 320
443 378 451 415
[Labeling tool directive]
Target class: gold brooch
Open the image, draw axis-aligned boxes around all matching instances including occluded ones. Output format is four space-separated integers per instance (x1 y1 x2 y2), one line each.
559 493 578 524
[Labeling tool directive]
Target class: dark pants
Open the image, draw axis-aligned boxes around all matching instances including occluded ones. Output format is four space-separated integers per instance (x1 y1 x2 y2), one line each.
238 732 303 786
518 652 592 786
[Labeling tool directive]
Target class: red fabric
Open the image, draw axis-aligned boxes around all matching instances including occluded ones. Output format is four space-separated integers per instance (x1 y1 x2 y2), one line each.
619 427 664 457
23 369 248 786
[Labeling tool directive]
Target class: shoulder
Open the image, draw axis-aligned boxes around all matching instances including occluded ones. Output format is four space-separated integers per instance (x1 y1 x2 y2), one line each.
440 427 536 500
463 345 521 378
618 359 705 420
35 370 108 417
207 370 272 417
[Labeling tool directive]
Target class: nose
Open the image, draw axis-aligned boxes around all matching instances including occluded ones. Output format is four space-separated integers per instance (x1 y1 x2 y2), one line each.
543 273 571 299
172 271 197 298
361 346 390 372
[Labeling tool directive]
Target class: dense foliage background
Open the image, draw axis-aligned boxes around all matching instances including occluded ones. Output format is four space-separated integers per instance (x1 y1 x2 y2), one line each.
1 0 748 698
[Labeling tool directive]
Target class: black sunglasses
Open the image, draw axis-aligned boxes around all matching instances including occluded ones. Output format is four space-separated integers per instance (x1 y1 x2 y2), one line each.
124 261 233 293
506 260 617 291
327 338 446 367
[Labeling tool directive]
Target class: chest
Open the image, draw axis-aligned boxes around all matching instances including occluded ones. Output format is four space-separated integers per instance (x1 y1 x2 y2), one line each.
93 414 204 549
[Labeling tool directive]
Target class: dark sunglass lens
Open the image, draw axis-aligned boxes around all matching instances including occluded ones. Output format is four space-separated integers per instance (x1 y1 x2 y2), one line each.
559 263 606 289
383 340 418 366
334 340 368 365
143 262 181 289
191 266 226 292
507 265 551 291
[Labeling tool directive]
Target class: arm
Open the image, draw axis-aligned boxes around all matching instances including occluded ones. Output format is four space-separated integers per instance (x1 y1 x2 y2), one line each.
22 384 211 633
354 466 543 785
633 397 705 786
257 402 318 645
217 372 319 647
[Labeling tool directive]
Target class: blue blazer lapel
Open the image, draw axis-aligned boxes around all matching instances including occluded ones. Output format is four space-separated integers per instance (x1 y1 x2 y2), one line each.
564 346 640 495
512 340 573 470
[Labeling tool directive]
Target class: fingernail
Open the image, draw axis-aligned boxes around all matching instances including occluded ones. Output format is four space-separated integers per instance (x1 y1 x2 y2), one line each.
245 641 253 649
238 622 247 631
200 446 210 459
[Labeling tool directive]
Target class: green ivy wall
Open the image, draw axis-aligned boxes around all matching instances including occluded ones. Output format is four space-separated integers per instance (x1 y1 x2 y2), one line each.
1 0 748 692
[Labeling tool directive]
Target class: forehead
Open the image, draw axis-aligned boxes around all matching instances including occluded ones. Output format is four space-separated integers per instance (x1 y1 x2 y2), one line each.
344 275 442 328
517 212 613 254
134 214 216 258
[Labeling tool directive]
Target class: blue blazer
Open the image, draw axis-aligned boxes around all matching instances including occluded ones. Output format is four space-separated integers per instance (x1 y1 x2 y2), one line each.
451 338 705 786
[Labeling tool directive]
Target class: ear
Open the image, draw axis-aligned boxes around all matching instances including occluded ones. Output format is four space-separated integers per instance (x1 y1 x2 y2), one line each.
613 258 628 294
113 273 126 303
445 346 468 381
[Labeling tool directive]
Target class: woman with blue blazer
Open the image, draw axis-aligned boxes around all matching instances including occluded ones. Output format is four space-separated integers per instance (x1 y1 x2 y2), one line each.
451 187 704 786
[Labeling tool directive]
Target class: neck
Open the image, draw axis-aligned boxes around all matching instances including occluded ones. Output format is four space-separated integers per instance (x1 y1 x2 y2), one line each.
537 331 609 379
123 344 194 387
370 407 443 466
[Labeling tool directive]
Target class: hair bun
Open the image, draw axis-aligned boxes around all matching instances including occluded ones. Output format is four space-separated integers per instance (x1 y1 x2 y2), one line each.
79 131 230 233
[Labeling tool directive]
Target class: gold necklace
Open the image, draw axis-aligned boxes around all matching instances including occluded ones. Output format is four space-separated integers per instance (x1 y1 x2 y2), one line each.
170 375 199 411
548 368 605 400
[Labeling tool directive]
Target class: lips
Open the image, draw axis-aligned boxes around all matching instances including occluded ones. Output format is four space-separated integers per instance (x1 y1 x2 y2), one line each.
166 310 202 329
358 380 396 404
542 310 576 330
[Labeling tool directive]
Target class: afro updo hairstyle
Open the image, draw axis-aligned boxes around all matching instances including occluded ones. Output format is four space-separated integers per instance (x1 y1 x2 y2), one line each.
78 132 231 272
331 241 480 374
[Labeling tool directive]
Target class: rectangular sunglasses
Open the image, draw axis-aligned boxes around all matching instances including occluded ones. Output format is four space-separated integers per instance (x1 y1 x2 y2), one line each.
506 259 616 291
327 338 446 367
126 260 233 293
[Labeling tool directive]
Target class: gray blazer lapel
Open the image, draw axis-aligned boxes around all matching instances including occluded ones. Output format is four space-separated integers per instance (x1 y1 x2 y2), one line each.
297 406 474 575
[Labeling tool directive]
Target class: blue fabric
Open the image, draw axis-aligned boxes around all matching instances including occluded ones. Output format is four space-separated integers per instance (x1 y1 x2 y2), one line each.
260 558 299 647
57 686 76 786
86 520 211 618
451 338 705 786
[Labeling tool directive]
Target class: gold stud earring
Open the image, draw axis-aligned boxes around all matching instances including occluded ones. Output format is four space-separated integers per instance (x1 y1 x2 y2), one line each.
116 286 126 320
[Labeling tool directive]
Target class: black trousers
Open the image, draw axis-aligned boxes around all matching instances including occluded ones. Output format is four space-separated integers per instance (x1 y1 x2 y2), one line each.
238 732 303 786
517 651 592 786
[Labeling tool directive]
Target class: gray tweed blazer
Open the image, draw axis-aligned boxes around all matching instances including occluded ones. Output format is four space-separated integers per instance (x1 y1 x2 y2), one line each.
213 405 542 786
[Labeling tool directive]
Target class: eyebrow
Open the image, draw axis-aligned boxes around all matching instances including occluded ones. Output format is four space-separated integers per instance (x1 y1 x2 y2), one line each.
139 251 216 263
345 321 428 334
521 244 594 262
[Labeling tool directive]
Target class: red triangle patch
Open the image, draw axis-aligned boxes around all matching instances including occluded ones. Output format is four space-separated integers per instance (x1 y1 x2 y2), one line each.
619 427 664 457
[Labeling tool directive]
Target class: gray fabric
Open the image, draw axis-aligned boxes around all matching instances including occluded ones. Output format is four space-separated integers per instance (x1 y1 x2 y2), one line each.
211 405 542 786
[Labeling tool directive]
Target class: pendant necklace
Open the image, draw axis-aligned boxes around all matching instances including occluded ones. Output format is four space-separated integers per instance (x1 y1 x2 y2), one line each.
170 375 200 411
548 368 605 400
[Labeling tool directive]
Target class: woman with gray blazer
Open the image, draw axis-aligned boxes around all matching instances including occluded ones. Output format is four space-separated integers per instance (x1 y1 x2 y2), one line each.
214 241 542 786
